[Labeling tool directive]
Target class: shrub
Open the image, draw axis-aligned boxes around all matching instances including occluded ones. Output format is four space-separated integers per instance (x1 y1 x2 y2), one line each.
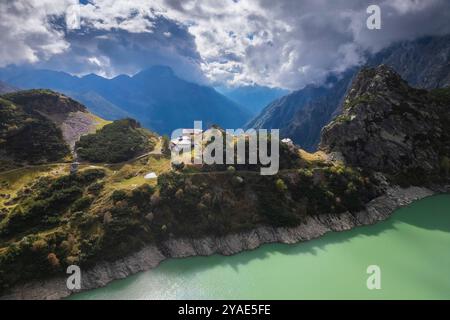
111 190 127 203
440 156 450 176
31 239 48 252
227 166 236 174
71 196 93 212
161 135 171 157
75 119 155 163
275 178 288 193
47 253 60 268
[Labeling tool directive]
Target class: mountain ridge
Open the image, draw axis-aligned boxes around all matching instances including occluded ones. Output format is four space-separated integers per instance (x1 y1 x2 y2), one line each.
0 65 251 135
320 65 450 185
0 90 110 169
248 34 450 151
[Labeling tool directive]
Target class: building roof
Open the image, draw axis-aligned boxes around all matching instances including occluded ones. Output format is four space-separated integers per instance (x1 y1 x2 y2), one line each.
144 172 157 179
182 129 203 135
171 135 192 146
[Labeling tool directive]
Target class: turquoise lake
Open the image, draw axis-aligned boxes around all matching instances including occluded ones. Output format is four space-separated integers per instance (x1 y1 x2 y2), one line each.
70 194 450 300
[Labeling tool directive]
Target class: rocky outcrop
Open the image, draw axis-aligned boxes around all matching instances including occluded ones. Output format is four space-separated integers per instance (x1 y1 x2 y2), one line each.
0 90 107 166
246 71 353 151
249 34 450 151
367 35 450 89
320 65 450 175
1 185 438 300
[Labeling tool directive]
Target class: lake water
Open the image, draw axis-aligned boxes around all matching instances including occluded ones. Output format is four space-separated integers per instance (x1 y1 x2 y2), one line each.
70 194 450 299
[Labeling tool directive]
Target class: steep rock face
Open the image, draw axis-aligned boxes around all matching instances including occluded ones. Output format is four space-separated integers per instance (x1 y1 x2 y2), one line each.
367 35 450 89
280 73 353 149
249 35 450 151
246 84 328 130
319 65 450 177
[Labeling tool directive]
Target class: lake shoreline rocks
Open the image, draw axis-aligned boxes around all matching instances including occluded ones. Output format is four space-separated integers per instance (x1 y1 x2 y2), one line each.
1 185 447 300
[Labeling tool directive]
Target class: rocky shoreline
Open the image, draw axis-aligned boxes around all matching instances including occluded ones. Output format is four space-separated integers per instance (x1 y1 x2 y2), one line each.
1 185 445 300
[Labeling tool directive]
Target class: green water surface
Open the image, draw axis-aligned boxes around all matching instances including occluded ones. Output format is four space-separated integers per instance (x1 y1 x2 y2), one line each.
71 195 450 299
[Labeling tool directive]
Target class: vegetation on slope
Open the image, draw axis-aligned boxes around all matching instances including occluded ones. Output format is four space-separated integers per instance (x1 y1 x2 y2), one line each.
3 89 85 115
0 147 381 291
75 119 157 163
0 75 447 294
320 66 450 187
0 97 70 169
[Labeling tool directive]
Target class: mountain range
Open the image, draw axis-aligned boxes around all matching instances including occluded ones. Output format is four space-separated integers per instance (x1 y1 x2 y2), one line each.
1 35 449 152
0 66 250 135
0 81 18 94
247 35 450 151
320 65 450 184
218 85 289 115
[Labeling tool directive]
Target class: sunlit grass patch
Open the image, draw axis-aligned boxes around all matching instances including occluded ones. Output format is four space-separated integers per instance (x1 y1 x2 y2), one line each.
299 149 327 164
0 165 67 206
89 113 112 131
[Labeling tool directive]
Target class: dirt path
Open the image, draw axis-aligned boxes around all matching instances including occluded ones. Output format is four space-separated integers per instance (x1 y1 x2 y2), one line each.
0 139 164 176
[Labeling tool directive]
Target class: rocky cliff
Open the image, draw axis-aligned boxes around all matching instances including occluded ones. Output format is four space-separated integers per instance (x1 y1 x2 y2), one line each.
320 65 450 183
249 35 450 151
0 90 107 169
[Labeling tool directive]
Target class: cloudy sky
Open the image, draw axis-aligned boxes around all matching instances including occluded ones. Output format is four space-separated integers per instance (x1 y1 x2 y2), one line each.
1 0 449 89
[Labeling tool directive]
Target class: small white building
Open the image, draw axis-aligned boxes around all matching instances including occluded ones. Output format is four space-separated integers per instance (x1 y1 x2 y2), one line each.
144 172 158 179
182 128 203 136
281 138 293 145
170 135 192 151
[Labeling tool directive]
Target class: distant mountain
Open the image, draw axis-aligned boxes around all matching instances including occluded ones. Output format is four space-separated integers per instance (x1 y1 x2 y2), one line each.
366 36 450 89
0 81 18 94
220 85 289 115
0 66 251 135
246 71 354 149
248 34 450 151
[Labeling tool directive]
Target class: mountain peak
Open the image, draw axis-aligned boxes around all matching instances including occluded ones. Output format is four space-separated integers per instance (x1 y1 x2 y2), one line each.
345 65 409 101
134 65 175 79
320 65 450 180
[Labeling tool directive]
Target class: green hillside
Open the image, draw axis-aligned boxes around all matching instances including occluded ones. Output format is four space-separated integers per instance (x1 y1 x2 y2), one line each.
75 119 157 163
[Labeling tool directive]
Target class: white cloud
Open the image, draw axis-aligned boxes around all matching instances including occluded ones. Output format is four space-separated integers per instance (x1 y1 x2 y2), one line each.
1 0 449 89
0 0 74 66
154 0 450 88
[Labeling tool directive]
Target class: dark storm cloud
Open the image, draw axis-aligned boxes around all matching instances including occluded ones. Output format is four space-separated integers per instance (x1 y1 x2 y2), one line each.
37 16 206 82
1 0 449 88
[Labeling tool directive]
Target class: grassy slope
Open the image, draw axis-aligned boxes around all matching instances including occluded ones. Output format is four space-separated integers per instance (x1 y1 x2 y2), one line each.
0 143 382 291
